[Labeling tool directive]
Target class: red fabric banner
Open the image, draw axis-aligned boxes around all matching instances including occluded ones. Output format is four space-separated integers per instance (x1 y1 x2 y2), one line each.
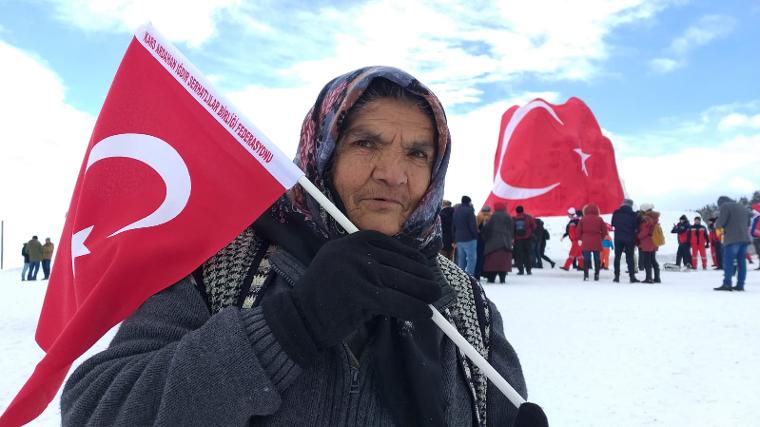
483 97 624 217
1 24 301 426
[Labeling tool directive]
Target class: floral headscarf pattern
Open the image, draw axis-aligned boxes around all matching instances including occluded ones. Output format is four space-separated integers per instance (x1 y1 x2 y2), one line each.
272 66 451 256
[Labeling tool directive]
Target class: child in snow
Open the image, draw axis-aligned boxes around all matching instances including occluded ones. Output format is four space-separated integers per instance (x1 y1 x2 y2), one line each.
601 232 613 270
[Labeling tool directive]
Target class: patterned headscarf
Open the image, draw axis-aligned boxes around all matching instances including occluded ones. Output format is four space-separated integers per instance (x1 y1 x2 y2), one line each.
271 66 451 257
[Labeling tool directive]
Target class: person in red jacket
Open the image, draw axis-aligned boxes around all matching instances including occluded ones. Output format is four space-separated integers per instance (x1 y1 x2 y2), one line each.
560 208 584 271
637 204 661 283
689 216 710 270
576 203 607 281
671 215 692 269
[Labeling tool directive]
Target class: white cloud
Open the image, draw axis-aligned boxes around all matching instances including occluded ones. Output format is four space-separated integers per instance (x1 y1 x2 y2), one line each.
670 14 736 55
727 176 757 195
44 0 241 47
222 0 670 107
618 133 760 209
39 0 674 107
0 40 94 268
611 98 760 210
649 57 682 73
649 14 735 74
718 113 760 130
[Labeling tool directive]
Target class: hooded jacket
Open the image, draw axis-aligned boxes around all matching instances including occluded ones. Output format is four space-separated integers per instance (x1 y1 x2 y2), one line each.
638 211 661 252
576 203 606 252
481 209 514 254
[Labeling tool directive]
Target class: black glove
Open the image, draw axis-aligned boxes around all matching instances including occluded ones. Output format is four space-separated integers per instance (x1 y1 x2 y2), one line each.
513 402 549 427
262 230 441 367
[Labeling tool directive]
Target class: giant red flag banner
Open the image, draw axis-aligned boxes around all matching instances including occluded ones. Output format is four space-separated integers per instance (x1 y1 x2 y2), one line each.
1 23 303 426
483 97 624 216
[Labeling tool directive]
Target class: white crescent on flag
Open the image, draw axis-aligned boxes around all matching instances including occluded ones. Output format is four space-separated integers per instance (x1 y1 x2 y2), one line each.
72 133 191 270
491 100 563 199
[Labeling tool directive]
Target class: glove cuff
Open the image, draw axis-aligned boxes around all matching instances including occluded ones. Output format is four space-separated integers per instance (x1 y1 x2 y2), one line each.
240 306 303 391
262 292 321 368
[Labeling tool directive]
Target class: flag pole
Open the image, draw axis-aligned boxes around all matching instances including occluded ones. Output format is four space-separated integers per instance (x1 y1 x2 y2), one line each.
296 176 526 407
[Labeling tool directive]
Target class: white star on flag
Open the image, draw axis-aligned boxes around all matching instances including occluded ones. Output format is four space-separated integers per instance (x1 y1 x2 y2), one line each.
573 148 591 176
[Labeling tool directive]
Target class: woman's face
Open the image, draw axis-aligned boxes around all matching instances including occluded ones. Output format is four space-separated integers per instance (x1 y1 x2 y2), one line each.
332 97 435 236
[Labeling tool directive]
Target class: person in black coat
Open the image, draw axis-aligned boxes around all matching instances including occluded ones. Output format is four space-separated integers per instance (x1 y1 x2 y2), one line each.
532 218 555 268
610 199 640 283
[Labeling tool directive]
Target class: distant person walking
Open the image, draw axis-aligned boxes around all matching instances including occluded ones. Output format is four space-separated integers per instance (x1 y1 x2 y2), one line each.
671 215 692 269
714 196 751 291
689 217 709 270
637 203 661 284
26 236 43 281
611 199 639 283
452 195 478 275
42 238 55 280
439 200 455 260
21 243 30 281
480 203 514 283
577 203 606 281
532 218 555 268
512 205 537 275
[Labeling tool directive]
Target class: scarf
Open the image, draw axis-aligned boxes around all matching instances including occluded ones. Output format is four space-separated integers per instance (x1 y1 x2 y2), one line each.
267 66 452 426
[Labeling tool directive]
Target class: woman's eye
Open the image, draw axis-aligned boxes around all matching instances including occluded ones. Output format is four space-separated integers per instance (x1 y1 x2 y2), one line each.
409 149 429 160
352 139 374 148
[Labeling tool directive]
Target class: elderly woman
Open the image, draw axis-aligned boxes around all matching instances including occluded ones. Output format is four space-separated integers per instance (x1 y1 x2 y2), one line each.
60 67 529 426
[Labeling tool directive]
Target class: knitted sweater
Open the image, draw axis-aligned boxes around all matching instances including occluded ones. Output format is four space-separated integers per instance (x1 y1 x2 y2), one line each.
61 255 526 426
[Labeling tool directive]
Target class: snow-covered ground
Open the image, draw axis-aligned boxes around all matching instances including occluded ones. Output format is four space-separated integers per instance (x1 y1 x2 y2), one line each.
1 211 758 426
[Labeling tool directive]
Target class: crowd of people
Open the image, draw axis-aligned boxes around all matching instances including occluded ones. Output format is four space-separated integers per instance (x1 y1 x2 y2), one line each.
20 236 55 281
440 196 760 290
441 196 553 284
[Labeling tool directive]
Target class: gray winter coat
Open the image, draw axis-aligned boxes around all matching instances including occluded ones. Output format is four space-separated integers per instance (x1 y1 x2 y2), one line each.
60 243 527 426
481 211 514 254
716 196 751 245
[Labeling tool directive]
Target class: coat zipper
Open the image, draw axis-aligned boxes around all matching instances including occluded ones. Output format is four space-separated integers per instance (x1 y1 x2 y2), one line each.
269 262 296 287
349 367 360 394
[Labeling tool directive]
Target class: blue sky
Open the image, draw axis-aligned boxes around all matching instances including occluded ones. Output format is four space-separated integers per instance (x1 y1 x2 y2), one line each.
1 0 759 257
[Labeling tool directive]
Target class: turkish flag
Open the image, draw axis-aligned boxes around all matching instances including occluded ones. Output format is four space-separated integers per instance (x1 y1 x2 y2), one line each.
483 97 624 217
1 24 302 426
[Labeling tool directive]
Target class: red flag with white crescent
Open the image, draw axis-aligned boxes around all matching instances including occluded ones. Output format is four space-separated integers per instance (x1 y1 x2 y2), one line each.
1 23 303 426
483 97 624 216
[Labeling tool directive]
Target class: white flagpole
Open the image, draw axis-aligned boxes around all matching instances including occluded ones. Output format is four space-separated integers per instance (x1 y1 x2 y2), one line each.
297 176 526 408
